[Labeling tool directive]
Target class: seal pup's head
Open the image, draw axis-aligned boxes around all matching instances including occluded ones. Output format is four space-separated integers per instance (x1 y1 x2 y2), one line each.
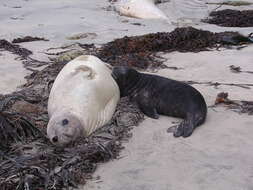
47 112 83 146
112 66 140 97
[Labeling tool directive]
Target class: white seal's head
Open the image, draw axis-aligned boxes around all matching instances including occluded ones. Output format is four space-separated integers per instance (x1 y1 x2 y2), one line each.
47 112 84 146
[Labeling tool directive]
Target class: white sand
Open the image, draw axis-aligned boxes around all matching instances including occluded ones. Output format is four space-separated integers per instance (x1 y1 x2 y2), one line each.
0 0 253 189
0 51 30 94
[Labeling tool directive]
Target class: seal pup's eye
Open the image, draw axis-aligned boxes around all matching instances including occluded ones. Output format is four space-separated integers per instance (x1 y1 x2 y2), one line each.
62 119 69 126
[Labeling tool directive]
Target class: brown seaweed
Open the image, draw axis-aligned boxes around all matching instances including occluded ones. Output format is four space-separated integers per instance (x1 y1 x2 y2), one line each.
40 27 252 71
97 27 216 70
185 80 253 89
0 39 145 189
0 111 43 150
0 96 143 190
97 27 252 70
204 9 253 27
12 36 49 44
0 39 32 59
0 39 51 68
0 52 143 189
229 65 253 74
215 92 253 115
207 1 253 6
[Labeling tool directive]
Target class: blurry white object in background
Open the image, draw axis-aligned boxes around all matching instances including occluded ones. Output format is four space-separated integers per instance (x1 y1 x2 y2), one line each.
115 0 169 20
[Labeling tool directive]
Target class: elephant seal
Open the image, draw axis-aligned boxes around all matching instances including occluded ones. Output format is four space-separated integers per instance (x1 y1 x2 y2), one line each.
112 66 207 137
47 55 120 146
116 0 169 20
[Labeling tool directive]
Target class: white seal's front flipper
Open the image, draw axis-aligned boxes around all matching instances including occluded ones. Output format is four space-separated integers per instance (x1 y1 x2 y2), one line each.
71 65 96 79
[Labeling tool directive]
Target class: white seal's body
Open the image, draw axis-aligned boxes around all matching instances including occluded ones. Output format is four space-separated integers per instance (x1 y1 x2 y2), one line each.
47 55 120 145
116 0 168 20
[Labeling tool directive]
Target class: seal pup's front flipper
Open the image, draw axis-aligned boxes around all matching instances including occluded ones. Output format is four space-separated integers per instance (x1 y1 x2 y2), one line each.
138 103 159 119
135 91 160 119
143 107 159 119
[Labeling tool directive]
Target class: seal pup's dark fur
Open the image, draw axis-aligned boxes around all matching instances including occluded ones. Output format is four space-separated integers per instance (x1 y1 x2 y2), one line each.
112 66 207 137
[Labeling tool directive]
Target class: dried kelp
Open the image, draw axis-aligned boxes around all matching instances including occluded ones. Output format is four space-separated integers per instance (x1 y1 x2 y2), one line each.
215 92 253 115
0 49 143 189
0 36 143 190
0 112 43 150
97 27 214 69
185 80 253 89
0 39 51 68
0 95 44 150
0 97 143 190
207 1 253 6
204 9 253 27
0 39 32 59
12 36 49 43
229 65 253 74
97 27 252 69
41 27 252 70
216 31 253 45
0 94 49 133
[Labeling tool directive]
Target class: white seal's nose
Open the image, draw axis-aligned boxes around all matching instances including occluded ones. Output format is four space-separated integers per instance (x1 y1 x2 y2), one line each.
52 136 58 143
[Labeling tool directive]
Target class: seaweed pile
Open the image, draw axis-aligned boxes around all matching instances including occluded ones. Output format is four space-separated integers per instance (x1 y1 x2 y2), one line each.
0 110 42 150
0 39 144 189
230 65 253 74
207 1 253 7
215 92 253 115
0 39 49 68
0 39 32 59
12 36 49 43
204 9 253 27
97 27 252 69
6 27 250 71
0 56 144 189
0 96 143 190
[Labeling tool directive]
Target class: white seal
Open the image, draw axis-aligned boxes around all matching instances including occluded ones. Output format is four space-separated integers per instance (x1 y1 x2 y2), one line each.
116 0 169 20
47 55 120 145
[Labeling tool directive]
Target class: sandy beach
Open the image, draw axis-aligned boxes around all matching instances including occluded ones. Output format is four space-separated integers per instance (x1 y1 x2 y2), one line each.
1 0 253 189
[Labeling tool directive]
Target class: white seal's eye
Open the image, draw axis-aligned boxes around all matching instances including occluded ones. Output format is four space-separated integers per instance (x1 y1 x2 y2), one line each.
62 119 69 126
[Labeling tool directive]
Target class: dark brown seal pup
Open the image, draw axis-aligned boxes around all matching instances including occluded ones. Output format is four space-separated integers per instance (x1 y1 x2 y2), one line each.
112 66 207 138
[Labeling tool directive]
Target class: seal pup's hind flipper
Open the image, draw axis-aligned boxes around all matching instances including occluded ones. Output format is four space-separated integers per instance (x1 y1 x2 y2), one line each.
173 118 194 138
172 111 206 138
